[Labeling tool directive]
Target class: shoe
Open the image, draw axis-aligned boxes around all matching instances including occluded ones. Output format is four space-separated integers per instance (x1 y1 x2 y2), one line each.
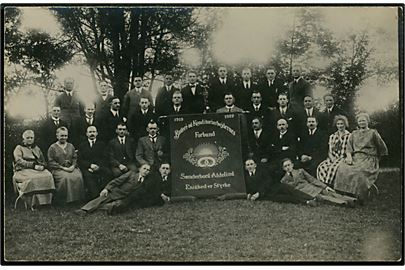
345 200 356 208
217 195 227 201
306 199 318 207
74 209 87 216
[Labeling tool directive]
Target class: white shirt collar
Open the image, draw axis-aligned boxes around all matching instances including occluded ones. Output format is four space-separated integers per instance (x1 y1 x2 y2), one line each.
280 130 287 136
110 109 119 116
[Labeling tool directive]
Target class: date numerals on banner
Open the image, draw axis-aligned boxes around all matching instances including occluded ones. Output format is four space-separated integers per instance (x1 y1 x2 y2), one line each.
174 117 184 122
224 114 234 119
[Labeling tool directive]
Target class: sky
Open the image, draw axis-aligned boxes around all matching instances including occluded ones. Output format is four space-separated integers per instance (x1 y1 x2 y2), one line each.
6 5 401 118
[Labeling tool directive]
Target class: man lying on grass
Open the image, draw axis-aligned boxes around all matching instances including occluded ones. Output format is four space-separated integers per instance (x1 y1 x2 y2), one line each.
244 159 317 206
280 158 357 207
74 164 152 216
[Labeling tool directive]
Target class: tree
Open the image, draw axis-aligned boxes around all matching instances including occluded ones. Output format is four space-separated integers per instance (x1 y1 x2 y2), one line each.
52 7 206 100
325 32 372 119
4 7 75 115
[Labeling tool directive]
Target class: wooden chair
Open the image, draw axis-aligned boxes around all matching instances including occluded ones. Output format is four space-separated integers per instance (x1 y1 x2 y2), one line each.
12 162 29 210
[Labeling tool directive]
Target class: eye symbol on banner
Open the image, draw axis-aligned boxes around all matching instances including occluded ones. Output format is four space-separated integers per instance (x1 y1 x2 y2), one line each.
183 143 229 168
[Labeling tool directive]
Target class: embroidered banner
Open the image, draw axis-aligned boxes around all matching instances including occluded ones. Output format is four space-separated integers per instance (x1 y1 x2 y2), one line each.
169 113 246 198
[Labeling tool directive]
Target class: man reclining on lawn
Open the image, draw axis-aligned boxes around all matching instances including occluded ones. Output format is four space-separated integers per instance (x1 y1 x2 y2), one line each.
280 158 357 207
74 164 152 215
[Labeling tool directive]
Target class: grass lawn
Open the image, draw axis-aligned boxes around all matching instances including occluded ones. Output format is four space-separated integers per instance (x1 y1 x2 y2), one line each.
3 169 403 263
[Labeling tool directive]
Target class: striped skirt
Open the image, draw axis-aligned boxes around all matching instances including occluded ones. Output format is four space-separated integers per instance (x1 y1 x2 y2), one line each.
317 157 344 186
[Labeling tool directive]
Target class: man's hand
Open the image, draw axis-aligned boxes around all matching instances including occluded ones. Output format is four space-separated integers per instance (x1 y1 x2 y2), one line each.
282 146 290 151
251 192 260 201
118 164 127 171
301 155 313 162
100 189 108 197
157 150 163 157
90 164 99 171
345 156 353 165
161 194 170 203
260 158 268 163
325 186 335 193
34 165 44 171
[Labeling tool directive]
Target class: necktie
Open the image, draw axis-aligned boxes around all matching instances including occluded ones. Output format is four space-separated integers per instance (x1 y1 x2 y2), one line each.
281 108 285 116
306 109 310 117
289 172 293 178
255 106 259 112
175 106 179 112
163 176 167 181
139 177 144 183
54 120 59 126
255 130 259 139
90 140 94 147
87 118 92 125
228 107 231 112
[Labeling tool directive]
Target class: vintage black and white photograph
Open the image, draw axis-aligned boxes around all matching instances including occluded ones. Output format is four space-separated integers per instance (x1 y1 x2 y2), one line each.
2 3 403 263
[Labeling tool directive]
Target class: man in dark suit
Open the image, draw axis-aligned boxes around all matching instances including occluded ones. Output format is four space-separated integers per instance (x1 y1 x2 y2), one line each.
270 118 298 180
271 93 298 134
247 117 272 164
181 71 205 114
155 74 179 117
72 103 98 147
39 106 68 154
122 76 153 124
288 65 313 111
128 97 158 141
104 162 172 215
77 126 111 200
96 96 124 143
234 68 258 110
296 95 324 134
298 117 328 176
108 123 137 177
244 159 313 204
208 66 234 112
74 164 152 215
163 90 190 116
136 121 167 170
123 162 172 209
246 91 272 128
54 77 84 129
322 94 347 134
95 81 113 117
259 68 287 109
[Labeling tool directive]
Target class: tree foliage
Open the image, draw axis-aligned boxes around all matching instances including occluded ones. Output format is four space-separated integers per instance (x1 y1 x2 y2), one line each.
52 7 205 100
4 7 74 95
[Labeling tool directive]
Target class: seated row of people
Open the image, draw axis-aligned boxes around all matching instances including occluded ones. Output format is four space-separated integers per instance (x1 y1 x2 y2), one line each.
12 110 386 212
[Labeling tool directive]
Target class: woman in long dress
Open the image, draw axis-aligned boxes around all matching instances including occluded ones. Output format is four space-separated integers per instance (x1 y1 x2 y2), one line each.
48 126 84 204
13 130 55 209
334 113 388 202
317 115 351 186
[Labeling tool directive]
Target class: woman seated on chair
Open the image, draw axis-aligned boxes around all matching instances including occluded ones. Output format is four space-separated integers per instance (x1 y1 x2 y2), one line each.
48 126 85 205
334 112 388 204
317 115 351 186
12 130 55 209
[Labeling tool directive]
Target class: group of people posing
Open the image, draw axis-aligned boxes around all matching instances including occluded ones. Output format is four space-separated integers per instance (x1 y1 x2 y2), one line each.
12 65 388 214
